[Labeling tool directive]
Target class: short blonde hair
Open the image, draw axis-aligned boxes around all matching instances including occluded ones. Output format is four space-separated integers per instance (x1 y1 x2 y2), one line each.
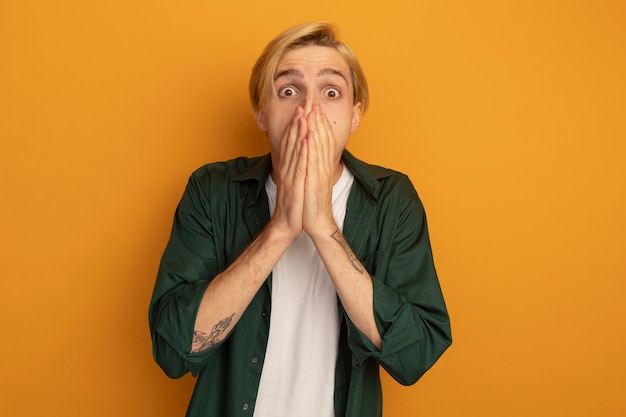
249 21 369 113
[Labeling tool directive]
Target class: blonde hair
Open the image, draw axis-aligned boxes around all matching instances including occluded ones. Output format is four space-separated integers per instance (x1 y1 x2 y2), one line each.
249 21 369 113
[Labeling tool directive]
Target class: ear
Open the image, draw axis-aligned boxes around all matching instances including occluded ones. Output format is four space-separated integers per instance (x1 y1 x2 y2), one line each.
350 102 362 132
256 109 268 132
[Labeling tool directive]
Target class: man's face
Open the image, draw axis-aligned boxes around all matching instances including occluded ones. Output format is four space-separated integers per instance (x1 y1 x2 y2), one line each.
256 45 362 163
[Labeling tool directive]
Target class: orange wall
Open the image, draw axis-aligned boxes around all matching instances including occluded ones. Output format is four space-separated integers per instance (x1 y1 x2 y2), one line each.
1 1 625 416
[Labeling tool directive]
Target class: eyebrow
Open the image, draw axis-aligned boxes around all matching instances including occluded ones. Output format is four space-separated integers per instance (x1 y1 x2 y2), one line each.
274 68 349 85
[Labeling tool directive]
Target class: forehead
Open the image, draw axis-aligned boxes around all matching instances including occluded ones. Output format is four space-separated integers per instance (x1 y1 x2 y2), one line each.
276 45 351 77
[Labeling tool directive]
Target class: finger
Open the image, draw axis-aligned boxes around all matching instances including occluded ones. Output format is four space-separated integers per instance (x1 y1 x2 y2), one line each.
290 107 308 181
281 106 302 158
307 105 332 174
306 105 321 161
295 130 308 184
280 106 305 178
320 111 336 165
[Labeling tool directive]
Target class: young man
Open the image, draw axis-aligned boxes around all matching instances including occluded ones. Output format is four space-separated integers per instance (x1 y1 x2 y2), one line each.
149 21 451 417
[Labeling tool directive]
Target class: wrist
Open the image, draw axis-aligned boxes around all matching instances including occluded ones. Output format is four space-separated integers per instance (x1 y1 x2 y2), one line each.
266 217 301 244
305 218 338 243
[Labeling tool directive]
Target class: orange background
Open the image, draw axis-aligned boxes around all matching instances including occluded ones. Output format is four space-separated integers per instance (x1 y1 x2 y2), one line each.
1 1 625 416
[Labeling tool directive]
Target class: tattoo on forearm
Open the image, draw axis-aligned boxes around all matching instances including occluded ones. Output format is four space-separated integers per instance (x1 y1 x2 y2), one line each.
330 228 364 274
191 313 236 353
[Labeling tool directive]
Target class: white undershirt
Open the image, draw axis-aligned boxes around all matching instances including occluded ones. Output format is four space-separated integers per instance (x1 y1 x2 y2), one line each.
253 165 354 417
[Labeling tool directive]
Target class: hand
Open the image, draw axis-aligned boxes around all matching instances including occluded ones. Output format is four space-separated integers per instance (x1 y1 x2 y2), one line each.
269 106 308 240
302 104 340 239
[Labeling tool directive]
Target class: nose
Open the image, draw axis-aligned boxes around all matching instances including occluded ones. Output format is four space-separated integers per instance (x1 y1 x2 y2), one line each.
301 90 320 116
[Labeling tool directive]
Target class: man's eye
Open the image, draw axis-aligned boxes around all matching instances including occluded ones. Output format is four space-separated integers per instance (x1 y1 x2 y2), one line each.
278 86 297 97
324 87 341 98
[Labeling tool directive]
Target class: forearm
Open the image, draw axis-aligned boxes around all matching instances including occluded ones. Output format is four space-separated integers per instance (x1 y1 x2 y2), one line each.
192 220 295 353
312 226 383 350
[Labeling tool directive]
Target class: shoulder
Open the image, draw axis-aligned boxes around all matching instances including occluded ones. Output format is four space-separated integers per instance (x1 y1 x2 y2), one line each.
190 155 268 182
179 155 270 206
343 151 417 199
